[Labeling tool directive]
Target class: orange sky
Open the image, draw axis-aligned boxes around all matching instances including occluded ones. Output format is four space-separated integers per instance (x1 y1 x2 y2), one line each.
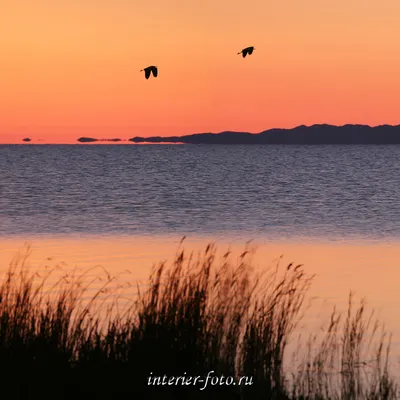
1 0 400 143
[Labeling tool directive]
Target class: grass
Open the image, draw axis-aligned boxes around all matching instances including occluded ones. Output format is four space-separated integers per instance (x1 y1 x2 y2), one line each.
0 240 397 399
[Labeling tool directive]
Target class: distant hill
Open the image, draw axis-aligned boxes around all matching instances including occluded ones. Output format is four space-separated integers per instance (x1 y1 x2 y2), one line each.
77 137 97 142
77 137 122 143
129 124 400 144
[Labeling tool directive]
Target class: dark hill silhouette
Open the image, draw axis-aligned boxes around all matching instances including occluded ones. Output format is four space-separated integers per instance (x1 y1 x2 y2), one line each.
77 137 122 143
129 124 400 144
78 137 98 142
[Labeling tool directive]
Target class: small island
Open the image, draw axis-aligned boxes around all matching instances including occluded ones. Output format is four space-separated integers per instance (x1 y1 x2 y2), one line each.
77 137 122 143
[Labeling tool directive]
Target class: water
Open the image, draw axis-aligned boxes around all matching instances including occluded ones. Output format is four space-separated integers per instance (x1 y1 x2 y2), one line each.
1 144 400 370
1 144 399 240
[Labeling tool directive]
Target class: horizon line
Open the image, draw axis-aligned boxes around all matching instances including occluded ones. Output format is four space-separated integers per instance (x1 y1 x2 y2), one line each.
2 122 400 144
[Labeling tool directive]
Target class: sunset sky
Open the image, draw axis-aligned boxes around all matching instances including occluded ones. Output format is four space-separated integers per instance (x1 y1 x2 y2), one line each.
1 0 400 143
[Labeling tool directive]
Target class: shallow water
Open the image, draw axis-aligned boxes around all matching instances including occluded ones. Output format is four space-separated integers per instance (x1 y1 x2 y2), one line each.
1 144 399 370
1 235 400 361
1 144 399 240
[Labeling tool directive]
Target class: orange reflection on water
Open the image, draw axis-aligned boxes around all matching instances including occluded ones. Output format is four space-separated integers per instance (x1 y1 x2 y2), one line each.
1 235 400 356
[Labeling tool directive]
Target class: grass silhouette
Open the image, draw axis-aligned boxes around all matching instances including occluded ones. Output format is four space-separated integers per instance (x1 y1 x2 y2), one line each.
0 241 397 399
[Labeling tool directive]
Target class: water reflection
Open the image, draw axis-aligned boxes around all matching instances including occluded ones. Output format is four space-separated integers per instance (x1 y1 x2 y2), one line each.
1 235 400 362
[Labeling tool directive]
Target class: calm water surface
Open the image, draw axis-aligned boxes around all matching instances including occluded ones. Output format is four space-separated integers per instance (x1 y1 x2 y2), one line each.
1 145 400 365
0 144 399 240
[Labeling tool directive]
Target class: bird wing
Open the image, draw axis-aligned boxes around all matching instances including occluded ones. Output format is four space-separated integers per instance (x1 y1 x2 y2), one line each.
248 47 253 55
151 66 158 77
144 68 151 79
242 49 247 58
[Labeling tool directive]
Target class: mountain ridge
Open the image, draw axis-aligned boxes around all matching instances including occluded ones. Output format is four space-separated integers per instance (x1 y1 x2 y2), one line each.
128 124 400 144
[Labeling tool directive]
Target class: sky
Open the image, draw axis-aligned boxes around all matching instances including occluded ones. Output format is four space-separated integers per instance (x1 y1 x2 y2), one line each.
1 0 400 143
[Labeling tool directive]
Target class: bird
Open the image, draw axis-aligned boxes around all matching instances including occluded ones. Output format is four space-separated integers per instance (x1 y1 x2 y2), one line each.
140 65 158 79
237 46 255 58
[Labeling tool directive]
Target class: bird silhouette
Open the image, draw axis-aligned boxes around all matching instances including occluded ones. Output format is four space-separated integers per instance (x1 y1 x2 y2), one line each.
237 46 255 58
140 65 158 79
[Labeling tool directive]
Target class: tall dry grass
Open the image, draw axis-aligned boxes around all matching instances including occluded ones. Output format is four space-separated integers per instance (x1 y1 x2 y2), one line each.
0 241 397 399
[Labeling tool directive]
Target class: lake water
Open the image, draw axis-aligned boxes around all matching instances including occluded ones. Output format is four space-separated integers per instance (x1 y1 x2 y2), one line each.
1 144 399 239
0 144 399 366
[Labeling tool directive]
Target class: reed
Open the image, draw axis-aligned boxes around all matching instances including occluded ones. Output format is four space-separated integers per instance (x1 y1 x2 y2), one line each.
0 241 397 399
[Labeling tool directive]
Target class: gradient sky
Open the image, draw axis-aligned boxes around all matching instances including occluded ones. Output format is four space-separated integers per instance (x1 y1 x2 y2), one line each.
1 0 400 143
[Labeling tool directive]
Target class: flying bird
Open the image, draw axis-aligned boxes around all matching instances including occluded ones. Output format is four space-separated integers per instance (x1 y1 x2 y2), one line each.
237 46 255 58
140 65 158 79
